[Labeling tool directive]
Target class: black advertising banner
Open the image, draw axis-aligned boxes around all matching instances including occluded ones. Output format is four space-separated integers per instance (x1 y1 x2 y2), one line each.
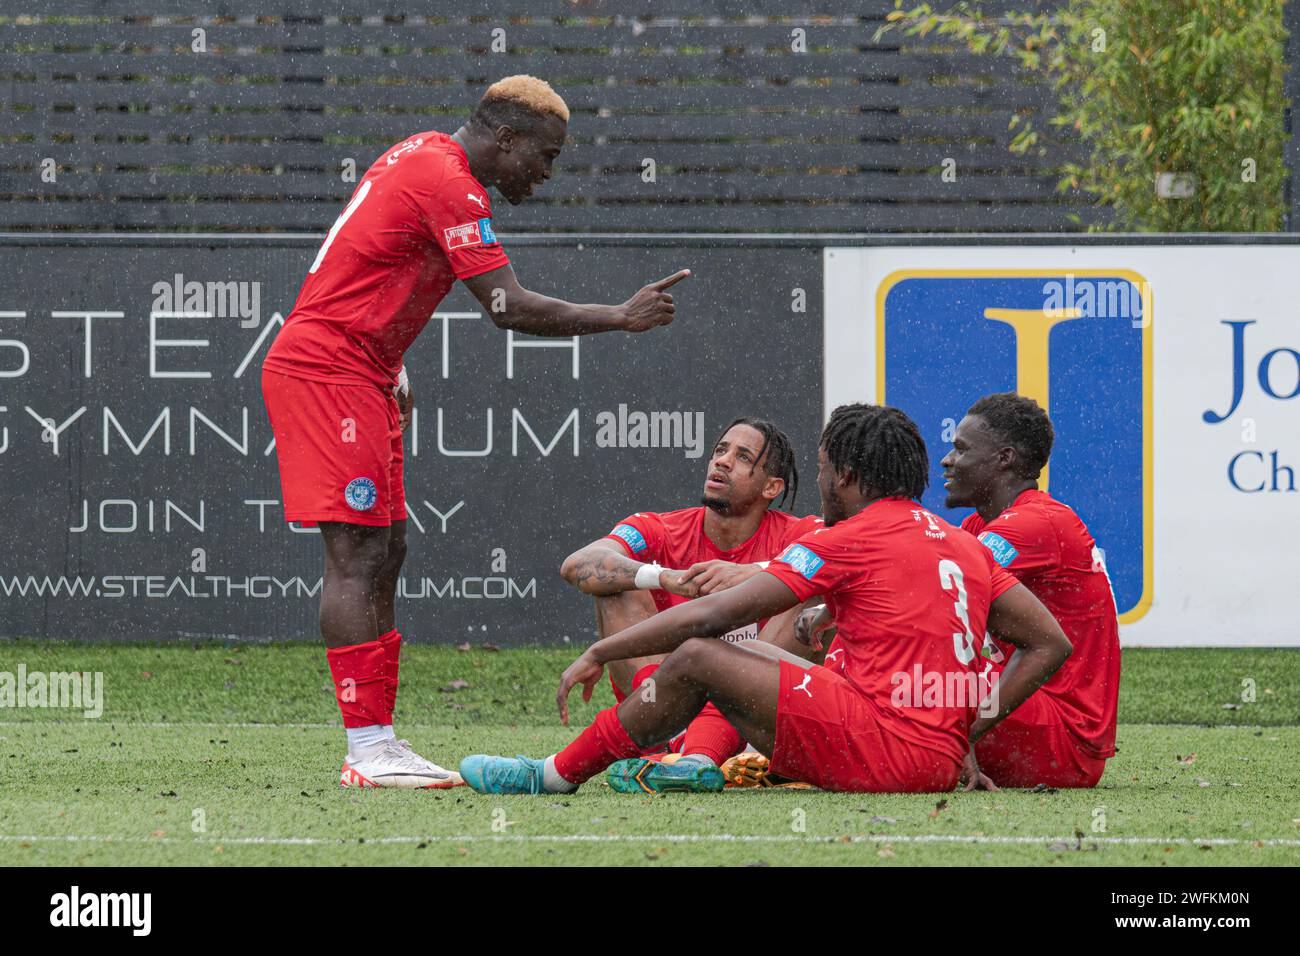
0 238 824 643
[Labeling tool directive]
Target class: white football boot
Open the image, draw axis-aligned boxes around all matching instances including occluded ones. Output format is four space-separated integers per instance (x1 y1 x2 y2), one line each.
394 738 464 786
340 738 463 789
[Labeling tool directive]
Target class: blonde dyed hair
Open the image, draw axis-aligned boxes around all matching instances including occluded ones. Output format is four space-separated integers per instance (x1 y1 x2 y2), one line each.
478 75 569 124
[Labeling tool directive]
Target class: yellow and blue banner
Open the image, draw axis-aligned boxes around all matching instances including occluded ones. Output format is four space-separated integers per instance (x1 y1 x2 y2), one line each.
876 270 1153 622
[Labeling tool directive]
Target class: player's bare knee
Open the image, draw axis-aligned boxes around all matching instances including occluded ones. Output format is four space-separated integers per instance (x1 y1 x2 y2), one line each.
662 637 719 676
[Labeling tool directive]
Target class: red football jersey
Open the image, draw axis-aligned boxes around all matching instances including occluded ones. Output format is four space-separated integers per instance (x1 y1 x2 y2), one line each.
605 507 823 642
962 489 1121 759
765 497 1019 765
263 130 510 389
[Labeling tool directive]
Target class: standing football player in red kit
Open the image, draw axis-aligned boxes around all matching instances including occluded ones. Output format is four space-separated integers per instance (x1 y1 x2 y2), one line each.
261 76 690 788
558 417 822 790
459 404 1072 796
942 392 1121 788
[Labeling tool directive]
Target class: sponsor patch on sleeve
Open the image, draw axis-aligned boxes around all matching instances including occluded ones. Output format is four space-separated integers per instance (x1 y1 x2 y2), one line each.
443 221 484 250
978 531 1019 567
776 543 825 581
610 523 648 554
478 217 497 244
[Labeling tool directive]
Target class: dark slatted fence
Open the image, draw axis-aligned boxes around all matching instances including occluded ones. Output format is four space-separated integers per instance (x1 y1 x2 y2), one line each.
0 2 1095 232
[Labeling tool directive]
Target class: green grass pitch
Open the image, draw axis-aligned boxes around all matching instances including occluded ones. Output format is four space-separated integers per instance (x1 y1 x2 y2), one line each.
0 642 1297 866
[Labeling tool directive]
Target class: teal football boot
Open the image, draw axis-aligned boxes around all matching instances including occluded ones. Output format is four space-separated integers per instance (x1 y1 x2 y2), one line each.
607 756 725 794
459 754 548 795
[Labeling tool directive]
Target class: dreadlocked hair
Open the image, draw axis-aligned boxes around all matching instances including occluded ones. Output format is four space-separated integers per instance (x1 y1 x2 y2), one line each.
966 392 1054 480
820 404 928 500
712 417 799 510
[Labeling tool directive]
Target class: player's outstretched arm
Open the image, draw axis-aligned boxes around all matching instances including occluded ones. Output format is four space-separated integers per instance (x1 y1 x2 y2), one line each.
679 559 765 595
561 539 654 595
560 539 700 598
969 583 1072 744
587 573 799 664
556 572 801 723
463 263 690 337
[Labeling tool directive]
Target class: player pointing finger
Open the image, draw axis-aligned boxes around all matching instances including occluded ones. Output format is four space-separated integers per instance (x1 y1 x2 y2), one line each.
622 269 692 332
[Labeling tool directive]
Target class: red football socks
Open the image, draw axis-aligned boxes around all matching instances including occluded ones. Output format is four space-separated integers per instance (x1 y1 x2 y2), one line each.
377 628 401 718
325 639 390 728
680 702 744 765
553 706 643 784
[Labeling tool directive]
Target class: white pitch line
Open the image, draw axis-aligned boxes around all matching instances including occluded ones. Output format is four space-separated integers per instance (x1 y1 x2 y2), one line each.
2 834 1299 847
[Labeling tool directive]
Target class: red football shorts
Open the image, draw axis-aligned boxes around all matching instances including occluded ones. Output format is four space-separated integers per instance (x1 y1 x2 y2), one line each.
770 660 961 793
261 368 407 527
975 690 1106 788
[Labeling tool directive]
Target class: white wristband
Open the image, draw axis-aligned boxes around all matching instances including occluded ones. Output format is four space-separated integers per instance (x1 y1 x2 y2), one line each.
395 365 410 395
634 563 664 590
756 561 770 569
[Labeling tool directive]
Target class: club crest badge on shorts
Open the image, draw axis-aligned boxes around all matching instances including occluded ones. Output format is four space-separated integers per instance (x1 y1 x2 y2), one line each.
344 477 378 512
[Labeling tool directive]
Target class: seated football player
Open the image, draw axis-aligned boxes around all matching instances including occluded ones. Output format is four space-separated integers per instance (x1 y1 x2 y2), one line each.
941 392 1121 788
557 416 823 787
459 403 1072 796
